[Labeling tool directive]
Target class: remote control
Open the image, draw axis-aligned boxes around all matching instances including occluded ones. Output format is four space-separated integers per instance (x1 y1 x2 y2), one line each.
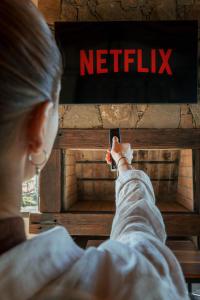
109 128 121 171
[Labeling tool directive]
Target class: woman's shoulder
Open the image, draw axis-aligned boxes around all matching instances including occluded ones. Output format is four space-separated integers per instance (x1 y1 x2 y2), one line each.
0 226 83 300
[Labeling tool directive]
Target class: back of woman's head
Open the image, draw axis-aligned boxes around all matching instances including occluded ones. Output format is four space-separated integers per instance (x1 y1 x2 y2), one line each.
0 0 62 121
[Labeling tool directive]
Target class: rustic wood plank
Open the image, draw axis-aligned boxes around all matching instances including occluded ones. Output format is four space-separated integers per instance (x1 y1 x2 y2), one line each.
173 250 200 279
40 149 62 213
77 180 178 202
29 212 200 237
76 162 178 179
75 149 179 162
166 240 197 251
69 201 115 212
66 200 189 213
164 214 200 237
157 202 190 212
30 212 112 236
86 240 105 248
54 129 200 149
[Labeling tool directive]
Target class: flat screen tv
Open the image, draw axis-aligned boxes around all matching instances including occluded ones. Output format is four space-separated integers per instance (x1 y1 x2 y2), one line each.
55 21 198 104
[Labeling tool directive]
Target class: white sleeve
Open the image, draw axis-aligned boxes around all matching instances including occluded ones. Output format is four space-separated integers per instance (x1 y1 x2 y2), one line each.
110 169 167 244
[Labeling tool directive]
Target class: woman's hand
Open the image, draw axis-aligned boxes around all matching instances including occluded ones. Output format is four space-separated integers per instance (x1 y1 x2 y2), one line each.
105 136 133 166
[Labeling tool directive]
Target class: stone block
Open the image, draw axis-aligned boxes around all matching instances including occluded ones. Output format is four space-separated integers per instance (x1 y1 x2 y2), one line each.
190 104 200 128
181 104 190 115
100 104 137 128
61 105 102 128
61 2 77 21
179 113 194 128
150 0 176 20
78 6 99 21
95 1 141 20
137 105 180 128
177 0 193 4
184 4 200 20
121 0 138 10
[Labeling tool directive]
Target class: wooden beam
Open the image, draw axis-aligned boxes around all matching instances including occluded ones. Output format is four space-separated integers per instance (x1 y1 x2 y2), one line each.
30 213 112 236
54 129 200 150
39 149 62 213
29 212 200 237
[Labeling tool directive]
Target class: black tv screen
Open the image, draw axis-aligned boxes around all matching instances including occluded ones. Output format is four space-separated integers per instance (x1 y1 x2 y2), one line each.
55 21 198 104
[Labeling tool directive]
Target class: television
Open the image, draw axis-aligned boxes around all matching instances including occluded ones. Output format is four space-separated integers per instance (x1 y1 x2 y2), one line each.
55 21 198 104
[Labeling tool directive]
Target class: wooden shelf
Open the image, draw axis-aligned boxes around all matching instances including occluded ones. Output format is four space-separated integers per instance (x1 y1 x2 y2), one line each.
68 200 190 213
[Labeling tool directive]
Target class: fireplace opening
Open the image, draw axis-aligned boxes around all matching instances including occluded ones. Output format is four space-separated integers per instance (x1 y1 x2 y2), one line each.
63 149 194 213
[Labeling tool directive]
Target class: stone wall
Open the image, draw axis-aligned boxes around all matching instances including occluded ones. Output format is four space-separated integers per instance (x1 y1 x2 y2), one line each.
37 0 200 128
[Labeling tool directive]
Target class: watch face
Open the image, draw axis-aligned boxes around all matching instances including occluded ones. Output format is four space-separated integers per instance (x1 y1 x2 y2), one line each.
55 21 198 104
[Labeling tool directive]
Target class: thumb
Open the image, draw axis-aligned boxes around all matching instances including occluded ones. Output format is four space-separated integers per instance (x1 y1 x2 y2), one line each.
112 136 119 149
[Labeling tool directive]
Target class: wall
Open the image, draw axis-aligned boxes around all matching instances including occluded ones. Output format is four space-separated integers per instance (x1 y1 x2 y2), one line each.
177 149 194 211
36 0 200 129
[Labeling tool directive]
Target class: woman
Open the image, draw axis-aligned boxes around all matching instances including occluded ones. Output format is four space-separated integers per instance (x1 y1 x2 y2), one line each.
0 0 189 299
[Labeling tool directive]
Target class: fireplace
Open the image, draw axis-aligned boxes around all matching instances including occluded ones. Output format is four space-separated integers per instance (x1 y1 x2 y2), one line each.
29 129 200 240
63 148 194 213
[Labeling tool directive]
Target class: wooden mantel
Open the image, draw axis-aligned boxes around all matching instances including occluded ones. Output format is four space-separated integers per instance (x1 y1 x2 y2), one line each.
54 128 200 149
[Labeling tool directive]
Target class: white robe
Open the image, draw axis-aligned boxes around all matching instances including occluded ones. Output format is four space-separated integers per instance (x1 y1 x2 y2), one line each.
0 170 189 300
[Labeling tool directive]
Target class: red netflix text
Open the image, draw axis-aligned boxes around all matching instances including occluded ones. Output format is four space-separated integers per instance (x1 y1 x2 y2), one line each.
80 49 173 76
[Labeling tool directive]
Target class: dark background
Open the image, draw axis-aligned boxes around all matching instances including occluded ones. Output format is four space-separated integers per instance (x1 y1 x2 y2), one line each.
55 21 198 104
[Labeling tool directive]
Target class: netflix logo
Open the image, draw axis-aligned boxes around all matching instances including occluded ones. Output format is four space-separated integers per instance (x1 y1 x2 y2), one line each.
55 20 198 104
80 49 173 76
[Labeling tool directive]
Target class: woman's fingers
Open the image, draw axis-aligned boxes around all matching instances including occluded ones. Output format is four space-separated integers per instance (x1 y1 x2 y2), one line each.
106 152 111 160
111 136 119 151
105 152 112 165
